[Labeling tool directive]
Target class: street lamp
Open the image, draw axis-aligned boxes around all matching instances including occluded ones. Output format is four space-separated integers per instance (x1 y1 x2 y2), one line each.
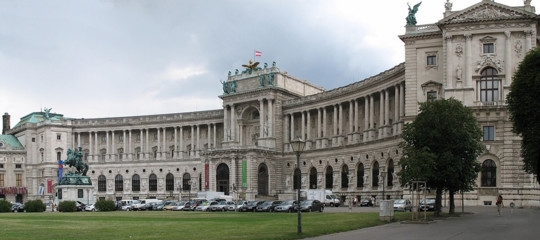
381 171 387 200
188 180 193 202
290 137 305 235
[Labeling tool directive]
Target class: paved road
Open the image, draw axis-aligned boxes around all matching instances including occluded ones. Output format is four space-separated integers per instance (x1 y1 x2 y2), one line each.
307 206 540 240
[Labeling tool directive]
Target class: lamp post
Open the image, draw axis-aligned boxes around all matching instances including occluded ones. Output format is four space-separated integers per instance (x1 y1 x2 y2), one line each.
381 171 387 200
290 137 305 235
188 180 193 202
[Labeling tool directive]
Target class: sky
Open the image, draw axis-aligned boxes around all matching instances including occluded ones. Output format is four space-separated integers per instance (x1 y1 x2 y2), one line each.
0 0 534 125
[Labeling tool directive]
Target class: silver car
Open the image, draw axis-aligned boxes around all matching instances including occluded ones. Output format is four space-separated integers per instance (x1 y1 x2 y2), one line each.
274 200 297 213
393 199 412 212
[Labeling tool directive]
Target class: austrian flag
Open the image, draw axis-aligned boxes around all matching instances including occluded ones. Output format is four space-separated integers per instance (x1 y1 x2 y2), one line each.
255 50 262 57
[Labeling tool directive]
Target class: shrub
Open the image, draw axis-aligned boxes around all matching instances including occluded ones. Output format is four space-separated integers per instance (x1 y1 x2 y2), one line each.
58 201 77 212
24 200 46 212
95 199 116 211
0 200 11 212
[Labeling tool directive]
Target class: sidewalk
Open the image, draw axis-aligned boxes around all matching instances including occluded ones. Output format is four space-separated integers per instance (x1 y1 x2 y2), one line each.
306 206 540 240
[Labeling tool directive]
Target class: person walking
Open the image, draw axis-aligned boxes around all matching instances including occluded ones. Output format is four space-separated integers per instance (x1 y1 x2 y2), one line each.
496 195 503 216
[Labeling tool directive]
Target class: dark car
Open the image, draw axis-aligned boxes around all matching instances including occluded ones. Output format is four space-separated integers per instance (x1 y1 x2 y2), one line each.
255 201 282 212
420 198 435 211
274 200 297 213
239 201 265 212
11 203 24 212
360 199 373 207
294 200 324 212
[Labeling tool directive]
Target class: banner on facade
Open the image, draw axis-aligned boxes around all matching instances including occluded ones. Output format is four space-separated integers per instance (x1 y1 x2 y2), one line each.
38 186 44 195
47 179 52 193
58 160 63 182
242 161 247 188
205 164 209 189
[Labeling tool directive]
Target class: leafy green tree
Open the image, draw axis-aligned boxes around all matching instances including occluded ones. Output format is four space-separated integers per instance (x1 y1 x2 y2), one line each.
0 200 11 212
24 200 46 212
58 201 77 212
507 47 540 184
95 199 116 211
399 98 484 216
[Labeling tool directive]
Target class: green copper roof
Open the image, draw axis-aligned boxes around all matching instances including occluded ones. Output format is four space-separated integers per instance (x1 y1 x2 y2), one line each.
13 112 65 129
0 135 24 150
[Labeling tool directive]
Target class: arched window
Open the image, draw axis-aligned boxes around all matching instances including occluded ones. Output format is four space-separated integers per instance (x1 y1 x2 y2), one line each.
309 167 317 189
480 67 499 103
166 173 174 191
372 161 379 187
357 163 364 188
132 174 140 192
149 174 157 191
98 175 106 192
341 165 349 188
481 159 497 187
325 166 333 189
182 173 191 191
388 159 394 187
115 175 123 192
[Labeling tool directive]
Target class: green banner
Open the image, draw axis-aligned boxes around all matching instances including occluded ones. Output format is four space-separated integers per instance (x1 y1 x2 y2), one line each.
242 161 247 188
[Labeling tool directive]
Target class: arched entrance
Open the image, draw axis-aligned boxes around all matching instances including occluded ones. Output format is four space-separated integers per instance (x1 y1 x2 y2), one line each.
258 163 269 196
325 166 333 189
309 167 317 189
216 163 230 195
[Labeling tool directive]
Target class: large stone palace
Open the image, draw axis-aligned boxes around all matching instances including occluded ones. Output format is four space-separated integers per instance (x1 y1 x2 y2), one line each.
1 0 539 207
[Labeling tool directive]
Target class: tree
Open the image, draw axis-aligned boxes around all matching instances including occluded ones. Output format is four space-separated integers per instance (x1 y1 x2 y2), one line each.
507 47 540 184
399 98 484 216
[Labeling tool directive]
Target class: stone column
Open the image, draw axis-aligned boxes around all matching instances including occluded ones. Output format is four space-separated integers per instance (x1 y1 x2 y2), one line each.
145 129 149 159
385 89 390 125
179 127 184 157
207 124 211 149
77 132 81 148
290 113 295 140
364 96 369 130
174 127 178 157
128 130 132 160
317 108 322 138
301 111 305 140
224 105 229 141
399 83 405 133
446 35 453 88
379 91 384 138
339 103 343 135
106 131 110 159
349 101 354 134
268 99 273 137
505 31 512 87
465 34 472 87
213 124 217 149
196 125 200 156
306 110 311 141
370 94 375 139
95 131 98 159
123 130 127 160
525 30 532 52
139 129 144 159
394 85 400 135
259 99 264 138
89 131 93 161
323 107 327 137
354 99 359 132
231 104 236 141
333 105 338 136
191 125 195 157
163 127 167 159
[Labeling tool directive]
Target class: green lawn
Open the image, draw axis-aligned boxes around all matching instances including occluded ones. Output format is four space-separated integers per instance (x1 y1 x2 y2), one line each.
0 211 416 240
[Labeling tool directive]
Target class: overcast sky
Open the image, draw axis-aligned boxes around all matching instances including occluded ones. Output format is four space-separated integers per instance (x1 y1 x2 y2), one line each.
0 0 533 126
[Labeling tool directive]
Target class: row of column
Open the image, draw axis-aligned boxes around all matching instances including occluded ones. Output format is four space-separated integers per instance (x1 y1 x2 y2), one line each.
74 124 219 162
223 98 275 142
286 82 405 147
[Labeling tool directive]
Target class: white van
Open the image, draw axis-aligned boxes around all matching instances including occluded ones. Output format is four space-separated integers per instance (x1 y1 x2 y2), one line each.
132 199 161 210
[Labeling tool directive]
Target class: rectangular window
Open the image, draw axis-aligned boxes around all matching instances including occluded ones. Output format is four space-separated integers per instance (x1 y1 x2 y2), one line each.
32 138 36 142
427 55 437 65
78 189 84 198
101 136 106 143
483 126 495 141
153 133 158 140
483 43 494 54
15 164 22 169
0 174 4 186
427 91 437 102
0 164 4 168
57 152 61 161
119 135 124 142
16 174 22 187
57 134 61 140
137 134 141 141
58 189 62 200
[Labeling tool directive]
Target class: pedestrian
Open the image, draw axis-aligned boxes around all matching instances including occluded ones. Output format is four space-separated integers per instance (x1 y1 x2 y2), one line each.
353 196 358 207
496 194 503 216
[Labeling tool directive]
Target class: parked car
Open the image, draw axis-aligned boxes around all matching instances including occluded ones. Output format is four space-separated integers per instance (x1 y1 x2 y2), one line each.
84 204 96 212
172 201 188 211
393 199 412 212
154 202 166 211
76 201 86 212
163 201 179 211
420 198 436 211
294 200 324 212
11 203 24 212
239 200 265 212
227 201 247 211
210 201 228 212
256 201 282 212
360 199 373 207
195 201 216 211
274 200 297 213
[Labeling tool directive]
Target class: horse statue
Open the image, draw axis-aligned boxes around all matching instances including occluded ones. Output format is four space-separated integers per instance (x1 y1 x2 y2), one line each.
64 147 89 176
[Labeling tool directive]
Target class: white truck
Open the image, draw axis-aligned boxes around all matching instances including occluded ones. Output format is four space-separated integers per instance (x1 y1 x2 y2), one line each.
197 191 225 201
302 189 340 207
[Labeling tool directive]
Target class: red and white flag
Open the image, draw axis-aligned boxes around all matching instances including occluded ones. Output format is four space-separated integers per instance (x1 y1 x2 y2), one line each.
255 50 262 57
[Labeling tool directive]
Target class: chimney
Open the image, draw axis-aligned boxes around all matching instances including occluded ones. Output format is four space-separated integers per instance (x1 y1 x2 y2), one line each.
2 112 10 134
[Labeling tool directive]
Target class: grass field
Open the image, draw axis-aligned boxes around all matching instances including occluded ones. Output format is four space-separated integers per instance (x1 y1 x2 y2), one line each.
0 211 417 240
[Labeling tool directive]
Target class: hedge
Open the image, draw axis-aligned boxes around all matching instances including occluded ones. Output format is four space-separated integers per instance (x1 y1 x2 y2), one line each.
24 199 46 212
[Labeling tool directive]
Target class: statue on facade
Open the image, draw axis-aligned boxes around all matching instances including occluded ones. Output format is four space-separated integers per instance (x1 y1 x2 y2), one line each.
406 2 422 26
44 107 52 119
445 0 452 11
259 74 265 88
231 80 237 93
268 73 275 86
221 80 229 94
456 65 462 81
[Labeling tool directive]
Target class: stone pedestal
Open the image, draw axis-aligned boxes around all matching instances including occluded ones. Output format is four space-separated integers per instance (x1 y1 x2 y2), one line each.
379 200 394 221
57 185 95 205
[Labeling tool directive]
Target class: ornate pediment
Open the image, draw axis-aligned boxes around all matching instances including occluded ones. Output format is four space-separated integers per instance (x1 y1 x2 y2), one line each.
439 1 536 25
